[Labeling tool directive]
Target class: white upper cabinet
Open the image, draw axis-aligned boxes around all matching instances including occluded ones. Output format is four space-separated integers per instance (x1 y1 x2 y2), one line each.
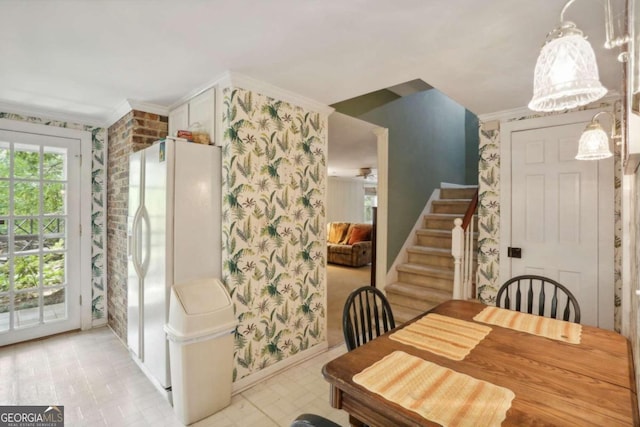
168 87 215 144
168 103 188 138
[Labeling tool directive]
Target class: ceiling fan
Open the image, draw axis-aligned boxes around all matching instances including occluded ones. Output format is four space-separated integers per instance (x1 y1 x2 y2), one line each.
356 167 376 180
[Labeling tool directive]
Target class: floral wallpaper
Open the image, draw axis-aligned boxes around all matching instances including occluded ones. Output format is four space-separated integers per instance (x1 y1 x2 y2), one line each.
220 87 328 381
477 123 500 305
477 102 623 331
0 112 107 324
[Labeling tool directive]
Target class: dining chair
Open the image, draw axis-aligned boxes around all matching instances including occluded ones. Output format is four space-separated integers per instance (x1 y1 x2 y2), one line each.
290 413 342 427
343 286 395 351
495 275 581 323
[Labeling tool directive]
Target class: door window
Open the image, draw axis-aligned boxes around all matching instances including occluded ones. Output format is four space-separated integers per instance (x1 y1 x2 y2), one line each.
0 131 80 340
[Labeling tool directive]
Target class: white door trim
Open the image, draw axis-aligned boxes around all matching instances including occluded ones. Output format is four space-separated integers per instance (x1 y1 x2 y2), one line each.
374 127 388 291
499 109 615 329
0 119 93 331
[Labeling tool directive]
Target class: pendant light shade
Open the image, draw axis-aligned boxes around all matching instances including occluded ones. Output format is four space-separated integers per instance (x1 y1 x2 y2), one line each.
575 121 613 160
529 22 607 112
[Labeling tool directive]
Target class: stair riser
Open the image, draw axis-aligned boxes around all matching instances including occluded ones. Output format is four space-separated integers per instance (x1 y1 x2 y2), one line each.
396 271 453 291
431 202 469 214
417 234 452 249
440 188 477 200
387 293 450 311
416 234 478 250
407 252 454 269
424 216 478 231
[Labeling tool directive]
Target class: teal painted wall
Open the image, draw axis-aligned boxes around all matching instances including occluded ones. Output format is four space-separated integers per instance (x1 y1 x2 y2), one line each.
359 89 474 269
332 89 401 117
465 110 479 185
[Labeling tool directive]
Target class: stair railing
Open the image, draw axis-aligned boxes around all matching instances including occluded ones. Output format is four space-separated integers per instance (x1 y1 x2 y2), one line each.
452 189 478 300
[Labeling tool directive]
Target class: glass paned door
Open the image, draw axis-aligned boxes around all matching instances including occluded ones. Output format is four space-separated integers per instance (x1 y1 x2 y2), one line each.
0 130 80 344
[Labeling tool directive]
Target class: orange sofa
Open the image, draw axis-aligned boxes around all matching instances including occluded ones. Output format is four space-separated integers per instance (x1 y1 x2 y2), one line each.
326 222 373 267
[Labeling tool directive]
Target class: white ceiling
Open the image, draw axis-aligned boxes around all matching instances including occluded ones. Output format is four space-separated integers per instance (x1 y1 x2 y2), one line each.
328 112 378 179
5 0 627 182
0 0 627 126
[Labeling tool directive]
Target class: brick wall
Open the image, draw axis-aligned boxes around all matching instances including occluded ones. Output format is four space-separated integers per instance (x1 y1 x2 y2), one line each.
106 110 167 342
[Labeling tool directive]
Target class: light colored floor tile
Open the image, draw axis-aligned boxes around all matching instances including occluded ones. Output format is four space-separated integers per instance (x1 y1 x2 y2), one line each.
0 326 350 427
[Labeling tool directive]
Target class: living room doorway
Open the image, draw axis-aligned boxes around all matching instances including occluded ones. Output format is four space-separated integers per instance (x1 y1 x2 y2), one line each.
326 112 384 347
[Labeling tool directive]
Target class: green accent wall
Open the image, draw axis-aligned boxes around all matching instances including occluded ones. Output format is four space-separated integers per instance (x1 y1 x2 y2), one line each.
465 110 479 185
332 89 400 117
359 89 475 269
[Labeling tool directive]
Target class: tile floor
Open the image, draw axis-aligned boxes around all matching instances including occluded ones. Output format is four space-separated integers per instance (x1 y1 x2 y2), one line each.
0 326 349 426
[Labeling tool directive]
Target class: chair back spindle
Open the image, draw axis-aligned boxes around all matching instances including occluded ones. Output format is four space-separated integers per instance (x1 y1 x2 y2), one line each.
496 275 581 323
343 286 395 351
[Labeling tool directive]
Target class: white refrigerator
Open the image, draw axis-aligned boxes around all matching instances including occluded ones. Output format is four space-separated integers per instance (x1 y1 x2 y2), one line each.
127 139 221 391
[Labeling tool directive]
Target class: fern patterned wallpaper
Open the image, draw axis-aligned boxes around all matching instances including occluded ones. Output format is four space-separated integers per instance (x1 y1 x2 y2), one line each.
477 102 623 331
0 112 107 324
220 87 328 381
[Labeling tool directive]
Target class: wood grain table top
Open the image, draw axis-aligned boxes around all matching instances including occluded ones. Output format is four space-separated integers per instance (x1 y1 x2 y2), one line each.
323 300 639 427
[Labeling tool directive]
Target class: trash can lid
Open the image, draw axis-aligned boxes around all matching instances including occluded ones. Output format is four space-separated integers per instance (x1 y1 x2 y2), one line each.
174 277 231 314
166 278 237 340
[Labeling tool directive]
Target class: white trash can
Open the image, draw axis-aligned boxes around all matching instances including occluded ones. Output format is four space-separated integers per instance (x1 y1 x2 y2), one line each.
164 278 236 425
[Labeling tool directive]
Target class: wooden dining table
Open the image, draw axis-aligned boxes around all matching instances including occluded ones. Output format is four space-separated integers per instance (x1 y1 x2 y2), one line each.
322 300 639 426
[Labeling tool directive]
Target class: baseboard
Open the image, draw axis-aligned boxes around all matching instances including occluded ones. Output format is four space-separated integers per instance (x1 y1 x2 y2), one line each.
92 318 108 328
386 188 441 286
231 341 329 394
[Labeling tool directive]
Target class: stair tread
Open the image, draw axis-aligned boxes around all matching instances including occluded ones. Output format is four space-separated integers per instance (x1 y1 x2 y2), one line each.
425 213 474 218
407 246 451 255
432 199 472 203
407 245 478 258
396 263 455 278
424 214 478 221
387 282 453 299
416 229 452 236
417 228 479 236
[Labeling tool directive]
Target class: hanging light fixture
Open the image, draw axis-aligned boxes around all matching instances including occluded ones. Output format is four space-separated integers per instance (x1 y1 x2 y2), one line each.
529 0 607 112
575 109 620 160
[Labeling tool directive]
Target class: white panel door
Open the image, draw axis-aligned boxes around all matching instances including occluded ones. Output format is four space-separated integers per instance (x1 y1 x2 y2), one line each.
510 122 613 327
0 130 81 345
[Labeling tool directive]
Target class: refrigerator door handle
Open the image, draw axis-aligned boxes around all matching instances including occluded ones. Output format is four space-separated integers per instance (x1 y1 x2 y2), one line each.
139 206 151 278
131 206 144 279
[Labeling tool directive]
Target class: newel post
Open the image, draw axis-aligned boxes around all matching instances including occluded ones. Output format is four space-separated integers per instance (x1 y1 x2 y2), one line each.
452 218 464 299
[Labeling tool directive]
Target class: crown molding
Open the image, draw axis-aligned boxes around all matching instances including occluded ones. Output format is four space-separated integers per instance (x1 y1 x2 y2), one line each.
174 71 334 116
168 71 230 111
478 91 622 123
128 100 170 117
222 72 335 116
0 100 104 128
105 99 170 128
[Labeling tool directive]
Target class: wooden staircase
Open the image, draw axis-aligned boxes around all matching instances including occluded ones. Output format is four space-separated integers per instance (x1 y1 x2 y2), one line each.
386 186 478 324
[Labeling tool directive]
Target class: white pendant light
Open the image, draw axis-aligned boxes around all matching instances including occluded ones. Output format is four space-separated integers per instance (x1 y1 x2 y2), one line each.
575 110 618 160
575 122 612 160
528 0 607 112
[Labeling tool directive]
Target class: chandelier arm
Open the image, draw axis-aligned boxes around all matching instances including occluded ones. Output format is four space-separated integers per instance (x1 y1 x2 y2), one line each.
604 0 614 48
560 0 578 23
592 111 621 140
